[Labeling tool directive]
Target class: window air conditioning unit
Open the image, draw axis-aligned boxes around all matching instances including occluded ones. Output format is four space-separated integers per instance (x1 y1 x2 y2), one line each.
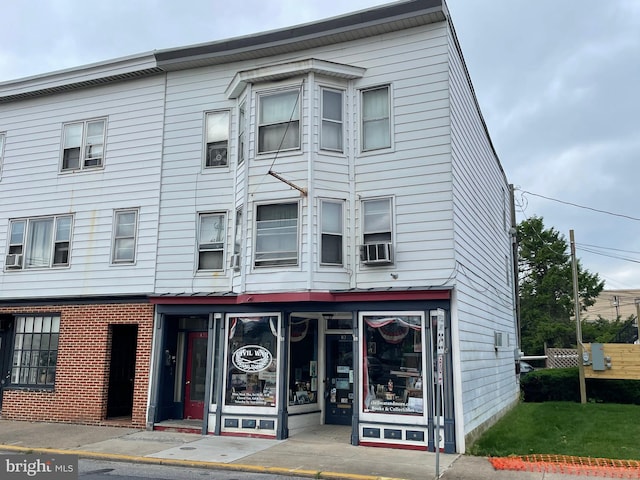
230 253 241 271
5 254 23 269
360 242 393 265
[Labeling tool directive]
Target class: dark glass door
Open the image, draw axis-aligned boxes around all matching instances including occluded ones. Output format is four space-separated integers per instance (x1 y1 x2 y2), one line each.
107 324 138 418
324 334 353 425
0 329 12 409
184 332 207 420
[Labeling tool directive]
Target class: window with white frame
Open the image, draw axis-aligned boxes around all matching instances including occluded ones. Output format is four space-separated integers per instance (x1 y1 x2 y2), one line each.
61 119 106 171
205 111 230 167
237 103 246 165
11 315 60 386
198 213 226 270
7 215 72 270
321 88 343 152
231 207 243 270
255 203 298 267
0 132 5 179
361 86 390 151
360 198 393 264
258 89 301 154
112 209 138 264
320 200 343 266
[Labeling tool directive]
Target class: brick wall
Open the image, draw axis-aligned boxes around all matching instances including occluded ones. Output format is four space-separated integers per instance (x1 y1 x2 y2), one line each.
0 302 154 428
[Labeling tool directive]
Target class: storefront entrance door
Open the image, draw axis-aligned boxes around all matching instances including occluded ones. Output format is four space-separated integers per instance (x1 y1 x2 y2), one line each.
324 334 353 425
184 332 207 420
0 324 12 410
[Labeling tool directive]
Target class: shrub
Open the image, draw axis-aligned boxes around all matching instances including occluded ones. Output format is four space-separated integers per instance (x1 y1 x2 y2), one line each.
521 367 640 404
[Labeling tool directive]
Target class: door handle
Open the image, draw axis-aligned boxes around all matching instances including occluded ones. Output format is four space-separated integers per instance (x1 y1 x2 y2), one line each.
185 380 191 385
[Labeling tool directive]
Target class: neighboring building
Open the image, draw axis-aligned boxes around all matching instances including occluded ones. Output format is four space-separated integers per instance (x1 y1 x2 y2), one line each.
583 289 640 322
0 0 518 453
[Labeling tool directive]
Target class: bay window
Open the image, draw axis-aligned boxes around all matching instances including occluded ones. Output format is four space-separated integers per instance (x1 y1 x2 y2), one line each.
321 88 343 152
254 202 298 267
320 200 343 266
258 89 300 153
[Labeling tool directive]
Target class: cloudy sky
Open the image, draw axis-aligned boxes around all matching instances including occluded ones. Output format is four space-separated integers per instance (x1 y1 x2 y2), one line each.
2 0 639 297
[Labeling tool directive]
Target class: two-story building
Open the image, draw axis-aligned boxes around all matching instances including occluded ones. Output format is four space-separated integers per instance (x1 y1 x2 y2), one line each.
0 0 518 453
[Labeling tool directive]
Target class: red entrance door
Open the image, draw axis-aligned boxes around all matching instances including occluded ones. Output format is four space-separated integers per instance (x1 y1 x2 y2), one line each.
184 332 208 420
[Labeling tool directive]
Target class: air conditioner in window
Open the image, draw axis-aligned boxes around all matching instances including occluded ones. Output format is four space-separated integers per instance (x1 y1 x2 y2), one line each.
5 254 23 269
230 253 241 271
359 242 393 265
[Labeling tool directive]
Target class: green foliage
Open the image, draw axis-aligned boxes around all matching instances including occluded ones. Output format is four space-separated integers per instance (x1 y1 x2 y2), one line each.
517 217 604 355
582 315 636 344
469 402 640 459
520 367 640 404
520 368 579 402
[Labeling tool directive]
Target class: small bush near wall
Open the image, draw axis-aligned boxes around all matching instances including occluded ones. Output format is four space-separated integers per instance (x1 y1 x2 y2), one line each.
521 368 640 404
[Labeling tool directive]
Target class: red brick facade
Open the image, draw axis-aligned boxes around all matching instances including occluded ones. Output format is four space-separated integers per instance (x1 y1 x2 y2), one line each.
0 302 154 428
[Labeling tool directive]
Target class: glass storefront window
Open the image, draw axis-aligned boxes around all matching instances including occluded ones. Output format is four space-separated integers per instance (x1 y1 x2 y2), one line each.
362 314 424 415
225 316 278 407
288 316 318 405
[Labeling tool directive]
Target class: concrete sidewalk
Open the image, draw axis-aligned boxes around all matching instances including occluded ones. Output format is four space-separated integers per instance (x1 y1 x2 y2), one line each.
0 420 622 480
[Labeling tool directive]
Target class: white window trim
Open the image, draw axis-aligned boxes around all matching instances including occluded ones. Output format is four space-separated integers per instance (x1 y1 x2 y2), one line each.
253 201 300 268
111 208 139 265
197 212 227 271
320 87 345 153
204 110 231 169
360 84 393 153
60 118 107 172
256 87 302 155
237 102 246 166
319 199 344 267
0 131 6 180
6 214 74 270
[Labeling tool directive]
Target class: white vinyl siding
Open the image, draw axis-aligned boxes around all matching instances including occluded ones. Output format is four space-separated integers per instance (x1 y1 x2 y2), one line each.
448 24 518 445
0 74 165 297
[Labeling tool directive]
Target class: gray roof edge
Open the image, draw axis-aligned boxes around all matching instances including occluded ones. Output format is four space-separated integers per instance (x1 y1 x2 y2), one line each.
155 0 444 66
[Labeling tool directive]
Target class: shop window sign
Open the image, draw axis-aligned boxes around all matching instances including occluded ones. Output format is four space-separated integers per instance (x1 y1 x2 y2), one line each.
226 316 278 407
362 314 424 415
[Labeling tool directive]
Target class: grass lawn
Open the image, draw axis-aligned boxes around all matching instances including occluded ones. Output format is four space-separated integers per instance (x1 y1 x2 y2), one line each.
469 402 640 460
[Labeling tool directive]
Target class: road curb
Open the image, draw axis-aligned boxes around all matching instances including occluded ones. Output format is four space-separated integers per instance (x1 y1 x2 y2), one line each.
0 444 405 480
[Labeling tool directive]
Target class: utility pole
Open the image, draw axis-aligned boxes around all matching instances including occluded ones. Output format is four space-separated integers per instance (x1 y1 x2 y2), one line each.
570 230 587 404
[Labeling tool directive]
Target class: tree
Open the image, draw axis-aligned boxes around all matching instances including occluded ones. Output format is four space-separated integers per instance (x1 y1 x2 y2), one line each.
517 216 604 355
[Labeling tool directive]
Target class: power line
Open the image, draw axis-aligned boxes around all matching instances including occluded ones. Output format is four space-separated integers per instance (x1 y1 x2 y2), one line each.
577 243 640 256
518 189 640 222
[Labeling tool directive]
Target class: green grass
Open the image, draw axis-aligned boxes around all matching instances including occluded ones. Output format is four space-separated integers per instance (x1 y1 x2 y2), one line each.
469 402 640 460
